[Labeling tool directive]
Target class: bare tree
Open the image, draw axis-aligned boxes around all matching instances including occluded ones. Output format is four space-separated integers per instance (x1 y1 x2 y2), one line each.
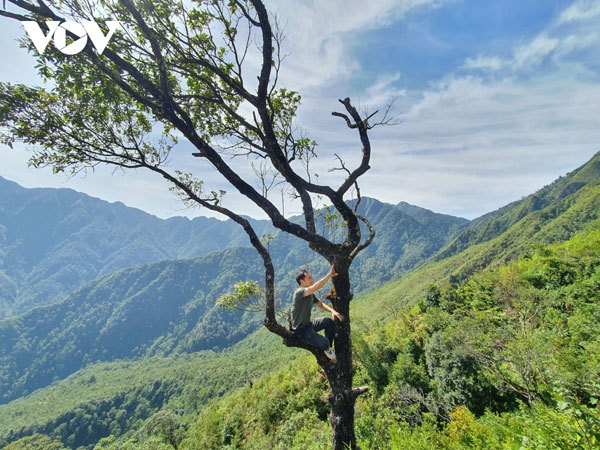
0 1 387 447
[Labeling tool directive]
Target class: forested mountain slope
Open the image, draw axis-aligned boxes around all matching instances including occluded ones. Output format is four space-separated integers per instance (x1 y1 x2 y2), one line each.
0 247 265 404
0 329 296 449
0 176 273 318
0 176 468 318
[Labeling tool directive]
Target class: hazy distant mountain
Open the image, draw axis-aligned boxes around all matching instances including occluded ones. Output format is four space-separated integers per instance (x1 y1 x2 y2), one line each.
0 177 274 318
0 177 468 319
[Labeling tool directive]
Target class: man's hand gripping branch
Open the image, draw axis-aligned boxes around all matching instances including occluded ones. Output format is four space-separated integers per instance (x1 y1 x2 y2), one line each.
311 265 343 322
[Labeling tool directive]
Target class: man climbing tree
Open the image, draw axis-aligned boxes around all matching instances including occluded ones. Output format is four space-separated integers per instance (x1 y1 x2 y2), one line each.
0 0 391 447
292 265 342 364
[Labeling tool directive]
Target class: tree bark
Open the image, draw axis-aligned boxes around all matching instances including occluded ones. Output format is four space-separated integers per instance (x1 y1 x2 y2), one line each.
325 258 359 449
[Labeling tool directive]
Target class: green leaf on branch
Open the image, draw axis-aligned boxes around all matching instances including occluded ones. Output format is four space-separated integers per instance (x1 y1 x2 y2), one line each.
217 280 264 312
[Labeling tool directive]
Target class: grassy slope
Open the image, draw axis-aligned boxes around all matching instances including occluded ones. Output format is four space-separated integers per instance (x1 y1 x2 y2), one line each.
354 180 600 324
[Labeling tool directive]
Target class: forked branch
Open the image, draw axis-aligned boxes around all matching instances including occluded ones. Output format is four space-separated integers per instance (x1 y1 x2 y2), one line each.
330 154 376 258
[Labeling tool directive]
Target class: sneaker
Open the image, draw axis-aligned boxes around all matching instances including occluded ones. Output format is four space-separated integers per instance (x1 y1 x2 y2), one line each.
324 348 337 363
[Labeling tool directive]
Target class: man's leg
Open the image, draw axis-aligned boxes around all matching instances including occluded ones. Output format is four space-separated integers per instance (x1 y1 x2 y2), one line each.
293 324 330 350
312 317 335 348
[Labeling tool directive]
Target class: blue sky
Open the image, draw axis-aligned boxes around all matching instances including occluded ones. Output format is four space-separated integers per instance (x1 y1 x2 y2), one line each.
353 0 572 90
0 0 599 220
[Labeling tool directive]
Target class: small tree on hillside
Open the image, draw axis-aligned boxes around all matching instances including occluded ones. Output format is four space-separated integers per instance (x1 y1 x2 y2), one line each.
0 1 392 447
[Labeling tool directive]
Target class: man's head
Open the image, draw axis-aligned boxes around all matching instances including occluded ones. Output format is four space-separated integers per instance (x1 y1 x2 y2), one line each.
295 269 313 287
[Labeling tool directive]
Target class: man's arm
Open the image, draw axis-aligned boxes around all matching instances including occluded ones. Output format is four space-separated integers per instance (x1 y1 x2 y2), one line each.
317 301 344 322
304 265 338 296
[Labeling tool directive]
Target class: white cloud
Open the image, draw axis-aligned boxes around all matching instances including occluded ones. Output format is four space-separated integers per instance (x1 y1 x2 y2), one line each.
463 55 505 72
364 73 407 106
464 0 600 77
339 0 600 218
267 0 448 90
513 35 560 69
356 67 600 218
464 35 560 73
557 0 600 24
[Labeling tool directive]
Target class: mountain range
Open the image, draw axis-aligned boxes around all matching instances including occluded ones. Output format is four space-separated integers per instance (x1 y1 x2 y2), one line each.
0 176 275 318
0 176 469 403
0 151 598 448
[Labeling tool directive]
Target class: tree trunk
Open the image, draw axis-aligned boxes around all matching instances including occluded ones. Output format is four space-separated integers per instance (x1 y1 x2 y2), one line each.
264 243 370 449
325 259 359 450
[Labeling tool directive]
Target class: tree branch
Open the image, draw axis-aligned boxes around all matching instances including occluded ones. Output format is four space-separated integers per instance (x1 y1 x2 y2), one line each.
334 98 372 197
331 111 357 129
234 0 260 27
351 214 375 258
0 9 29 20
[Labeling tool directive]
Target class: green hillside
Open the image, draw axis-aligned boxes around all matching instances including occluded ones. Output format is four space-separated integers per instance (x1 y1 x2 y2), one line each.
356 179 600 324
171 225 599 450
1 154 599 448
3 200 596 449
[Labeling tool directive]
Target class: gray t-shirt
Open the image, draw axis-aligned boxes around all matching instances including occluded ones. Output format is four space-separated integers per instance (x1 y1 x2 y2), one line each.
291 287 318 330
